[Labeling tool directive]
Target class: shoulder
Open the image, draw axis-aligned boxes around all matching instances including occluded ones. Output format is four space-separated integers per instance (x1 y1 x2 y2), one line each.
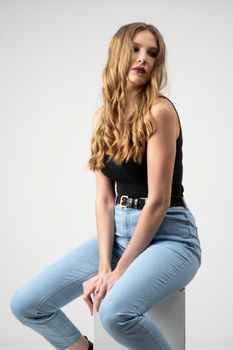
149 97 179 139
150 97 178 125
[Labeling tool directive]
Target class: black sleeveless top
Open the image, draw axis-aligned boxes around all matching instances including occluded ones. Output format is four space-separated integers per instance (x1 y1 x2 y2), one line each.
101 96 184 205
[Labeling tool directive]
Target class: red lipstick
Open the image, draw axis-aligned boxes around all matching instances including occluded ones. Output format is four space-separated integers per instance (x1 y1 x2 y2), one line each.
132 66 146 74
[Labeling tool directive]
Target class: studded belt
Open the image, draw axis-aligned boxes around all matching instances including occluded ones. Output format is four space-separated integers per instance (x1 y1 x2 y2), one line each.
116 195 147 209
116 195 186 209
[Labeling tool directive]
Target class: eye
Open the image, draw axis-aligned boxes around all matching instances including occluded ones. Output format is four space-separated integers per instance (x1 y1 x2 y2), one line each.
132 46 139 52
149 51 157 58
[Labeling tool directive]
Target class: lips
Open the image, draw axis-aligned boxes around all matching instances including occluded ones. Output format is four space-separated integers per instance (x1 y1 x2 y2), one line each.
132 66 146 74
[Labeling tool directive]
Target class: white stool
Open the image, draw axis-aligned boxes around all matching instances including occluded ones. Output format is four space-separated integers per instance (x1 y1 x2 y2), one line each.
94 289 185 349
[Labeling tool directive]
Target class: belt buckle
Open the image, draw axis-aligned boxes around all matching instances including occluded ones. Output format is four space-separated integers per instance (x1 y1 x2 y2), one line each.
120 195 129 207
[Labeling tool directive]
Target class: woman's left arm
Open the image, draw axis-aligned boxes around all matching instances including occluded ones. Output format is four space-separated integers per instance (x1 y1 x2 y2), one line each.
93 103 178 312
115 103 178 275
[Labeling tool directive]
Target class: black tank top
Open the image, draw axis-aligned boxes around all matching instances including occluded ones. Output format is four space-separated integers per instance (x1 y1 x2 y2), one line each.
101 96 184 204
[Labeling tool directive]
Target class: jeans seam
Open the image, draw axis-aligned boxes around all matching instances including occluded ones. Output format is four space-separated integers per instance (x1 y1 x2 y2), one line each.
131 249 192 316
127 255 191 349
136 315 167 350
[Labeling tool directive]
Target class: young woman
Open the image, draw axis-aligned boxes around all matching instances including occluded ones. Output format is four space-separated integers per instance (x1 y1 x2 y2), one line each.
10 22 202 350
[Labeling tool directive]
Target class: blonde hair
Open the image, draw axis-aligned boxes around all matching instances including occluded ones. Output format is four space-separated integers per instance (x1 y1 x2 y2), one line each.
87 22 167 171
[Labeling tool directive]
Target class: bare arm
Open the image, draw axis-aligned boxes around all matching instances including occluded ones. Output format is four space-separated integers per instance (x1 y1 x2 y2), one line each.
91 106 116 273
95 195 115 273
115 102 177 275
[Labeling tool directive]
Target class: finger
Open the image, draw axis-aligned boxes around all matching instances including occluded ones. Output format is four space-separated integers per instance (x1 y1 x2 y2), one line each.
94 285 100 294
84 283 96 298
95 286 107 312
83 287 96 315
94 278 104 294
83 275 100 290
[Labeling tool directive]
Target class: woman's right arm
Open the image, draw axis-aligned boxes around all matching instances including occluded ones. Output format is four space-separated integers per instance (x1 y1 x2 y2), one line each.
82 108 117 315
92 107 116 274
95 186 115 273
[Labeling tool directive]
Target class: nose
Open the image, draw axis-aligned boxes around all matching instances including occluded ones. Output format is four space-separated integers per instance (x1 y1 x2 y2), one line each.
137 56 146 65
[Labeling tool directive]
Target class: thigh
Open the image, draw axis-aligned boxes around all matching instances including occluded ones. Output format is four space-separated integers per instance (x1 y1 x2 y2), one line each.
12 236 115 313
101 240 200 315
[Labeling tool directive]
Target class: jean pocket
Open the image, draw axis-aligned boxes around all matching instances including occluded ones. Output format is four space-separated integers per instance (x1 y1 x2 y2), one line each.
162 218 190 238
164 217 196 229
156 209 192 240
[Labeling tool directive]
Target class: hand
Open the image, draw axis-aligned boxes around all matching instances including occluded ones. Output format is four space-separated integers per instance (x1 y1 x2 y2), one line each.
82 274 101 316
93 269 123 312
82 269 123 315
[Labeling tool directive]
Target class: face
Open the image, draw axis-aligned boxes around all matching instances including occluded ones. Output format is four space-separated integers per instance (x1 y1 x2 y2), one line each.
126 29 158 90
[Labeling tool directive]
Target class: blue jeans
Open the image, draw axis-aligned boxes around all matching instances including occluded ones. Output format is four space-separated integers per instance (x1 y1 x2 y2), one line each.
10 199 202 350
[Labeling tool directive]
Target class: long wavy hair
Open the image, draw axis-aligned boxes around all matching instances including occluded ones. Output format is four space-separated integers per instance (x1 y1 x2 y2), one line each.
87 22 167 171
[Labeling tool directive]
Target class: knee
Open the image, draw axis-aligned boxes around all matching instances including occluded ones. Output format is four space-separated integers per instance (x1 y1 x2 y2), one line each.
98 298 138 335
98 300 116 332
10 286 33 323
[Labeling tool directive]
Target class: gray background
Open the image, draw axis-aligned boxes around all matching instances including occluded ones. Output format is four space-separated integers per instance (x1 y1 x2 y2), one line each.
1 0 232 349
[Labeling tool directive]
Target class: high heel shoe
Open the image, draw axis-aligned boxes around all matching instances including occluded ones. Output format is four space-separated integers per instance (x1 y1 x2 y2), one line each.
84 335 93 350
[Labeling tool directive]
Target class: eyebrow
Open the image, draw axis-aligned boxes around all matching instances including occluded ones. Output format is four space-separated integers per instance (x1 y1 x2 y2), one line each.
132 41 158 51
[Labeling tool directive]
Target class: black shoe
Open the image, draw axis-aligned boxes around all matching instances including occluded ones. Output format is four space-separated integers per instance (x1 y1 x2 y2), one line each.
84 335 93 350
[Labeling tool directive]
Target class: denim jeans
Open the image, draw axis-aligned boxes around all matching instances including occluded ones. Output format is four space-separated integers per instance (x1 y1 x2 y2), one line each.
10 198 202 350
